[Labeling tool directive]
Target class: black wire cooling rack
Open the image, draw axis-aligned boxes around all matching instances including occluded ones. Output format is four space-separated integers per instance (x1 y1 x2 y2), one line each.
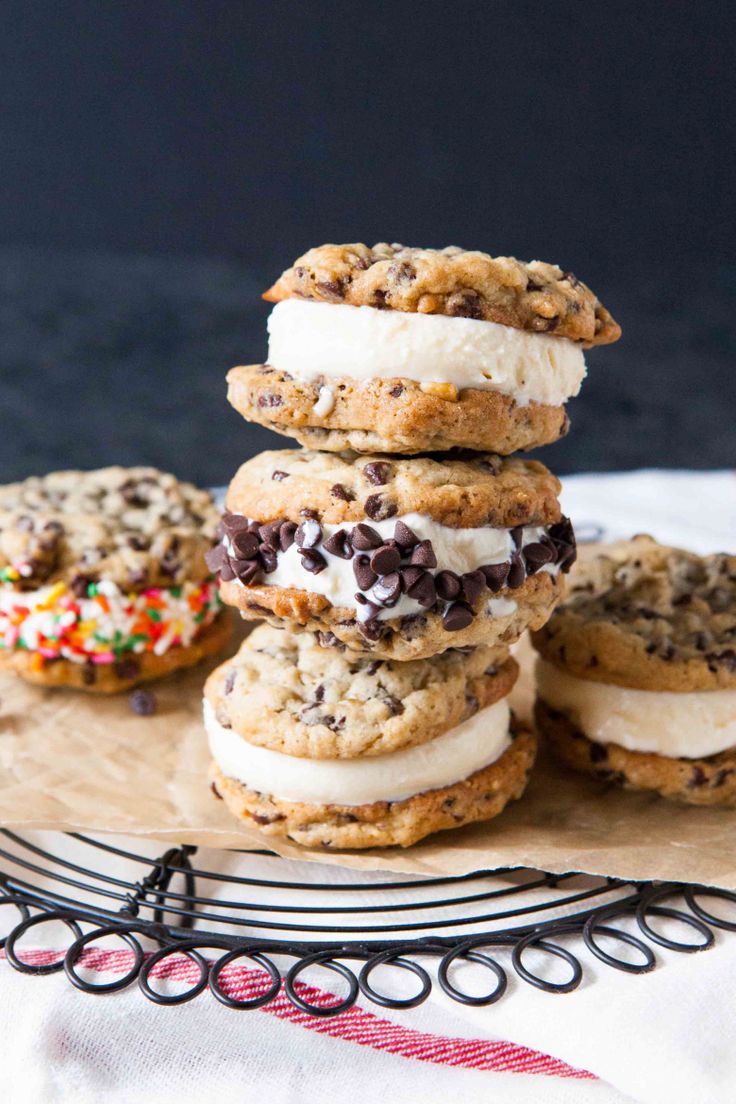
0 830 734 1016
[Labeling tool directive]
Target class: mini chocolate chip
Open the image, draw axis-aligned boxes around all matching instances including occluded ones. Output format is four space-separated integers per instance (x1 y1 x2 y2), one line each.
461 570 486 607
300 549 327 574
562 271 579 287
399 614 427 639
259 546 278 573
129 689 156 716
406 570 436 609
511 527 524 549
323 530 354 559
258 521 282 549
331 482 355 502
589 743 608 764
715 769 734 788
443 603 474 632
393 521 418 549
400 565 425 591
314 683 325 702
353 555 378 590
351 523 382 550
221 511 250 536
370 545 401 575
257 393 282 407
114 658 140 681
447 289 483 319
235 559 260 584
272 470 289 481
383 695 404 715
362 462 393 486
224 669 237 694
203 540 226 569
372 572 401 605
523 541 555 572
295 519 322 549
211 781 222 799
316 278 344 300
279 521 297 551
507 554 525 589
219 560 236 582
360 619 383 641
435 570 461 601
300 508 319 519
389 384 404 397
689 767 708 788
364 494 397 521
317 631 343 649
410 540 437 568
232 530 260 558
366 660 384 675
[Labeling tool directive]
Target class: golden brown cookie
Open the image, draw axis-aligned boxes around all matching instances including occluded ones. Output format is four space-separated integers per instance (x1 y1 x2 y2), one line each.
205 622 514 758
532 536 736 692
210 724 537 849
536 700 736 808
263 243 620 346
227 364 570 455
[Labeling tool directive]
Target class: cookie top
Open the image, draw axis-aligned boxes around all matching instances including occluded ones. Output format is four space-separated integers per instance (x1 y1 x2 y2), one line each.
0 466 219 591
263 242 620 346
205 623 516 759
226 449 562 529
532 536 736 691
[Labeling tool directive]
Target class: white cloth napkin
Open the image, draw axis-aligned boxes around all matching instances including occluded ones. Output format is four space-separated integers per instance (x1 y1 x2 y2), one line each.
1 470 734 1104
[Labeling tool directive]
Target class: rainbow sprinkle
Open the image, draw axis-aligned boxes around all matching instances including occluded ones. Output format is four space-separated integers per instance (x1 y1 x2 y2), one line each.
0 578 222 666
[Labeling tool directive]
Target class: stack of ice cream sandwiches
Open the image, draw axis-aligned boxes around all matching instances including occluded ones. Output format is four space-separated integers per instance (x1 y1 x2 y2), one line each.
205 242 620 848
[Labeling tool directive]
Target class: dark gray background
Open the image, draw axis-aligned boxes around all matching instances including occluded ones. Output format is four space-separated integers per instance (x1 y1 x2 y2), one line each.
2 1 734 485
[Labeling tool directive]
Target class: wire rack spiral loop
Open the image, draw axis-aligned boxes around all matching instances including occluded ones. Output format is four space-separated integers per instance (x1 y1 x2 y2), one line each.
0 830 730 1015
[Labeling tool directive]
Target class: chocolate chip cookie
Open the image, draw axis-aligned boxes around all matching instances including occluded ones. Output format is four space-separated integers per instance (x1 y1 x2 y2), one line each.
208 449 575 659
533 537 736 806
263 242 620 345
0 466 229 691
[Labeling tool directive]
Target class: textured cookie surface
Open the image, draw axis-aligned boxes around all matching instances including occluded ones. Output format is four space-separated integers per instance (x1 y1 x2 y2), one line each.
205 623 515 758
0 467 219 591
211 725 537 849
537 700 736 807
532 536 736 691
263 243 620 346
225 449 562 529
228 364 570 455
0 611 233 693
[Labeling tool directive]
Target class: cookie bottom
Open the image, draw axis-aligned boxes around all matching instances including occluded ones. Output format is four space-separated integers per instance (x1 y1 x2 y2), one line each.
210 726 537 849
220 570 563 662
227 364 569 454
0 612 233 693
536 699 736 807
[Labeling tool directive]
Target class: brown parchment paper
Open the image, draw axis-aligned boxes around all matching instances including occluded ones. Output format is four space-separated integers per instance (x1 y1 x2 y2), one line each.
0 628 734 887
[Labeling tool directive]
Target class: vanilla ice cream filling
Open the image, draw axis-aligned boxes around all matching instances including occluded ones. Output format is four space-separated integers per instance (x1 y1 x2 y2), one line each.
225 512 564 623
537 660 736 759
267 299 586 407
205 697 512 805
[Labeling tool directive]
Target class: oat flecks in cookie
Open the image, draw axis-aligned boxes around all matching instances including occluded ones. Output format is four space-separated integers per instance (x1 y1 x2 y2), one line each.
263 242 620 346
205 623 515 759
532 536 736 691
0 466 220 591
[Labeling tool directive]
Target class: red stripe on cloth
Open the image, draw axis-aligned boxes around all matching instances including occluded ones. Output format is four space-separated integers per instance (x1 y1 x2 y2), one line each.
2 948 593 1080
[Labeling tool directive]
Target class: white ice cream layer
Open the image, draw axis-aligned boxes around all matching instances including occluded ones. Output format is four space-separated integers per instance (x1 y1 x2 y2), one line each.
205 697 512 805
226 512 557 622
267 299 586 407
537 659 736 759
